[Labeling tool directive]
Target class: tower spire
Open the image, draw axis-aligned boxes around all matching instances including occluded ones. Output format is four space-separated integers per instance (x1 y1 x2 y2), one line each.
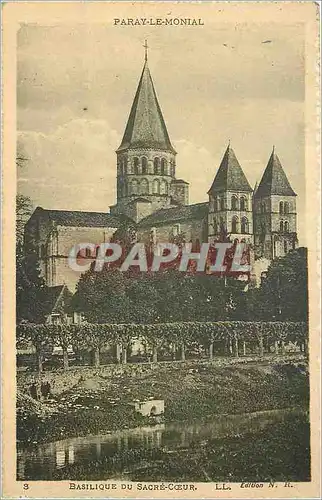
143 39 148 62
117 45 175 153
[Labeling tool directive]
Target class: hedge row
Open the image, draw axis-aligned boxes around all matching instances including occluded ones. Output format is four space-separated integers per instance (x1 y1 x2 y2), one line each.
17 321 308 371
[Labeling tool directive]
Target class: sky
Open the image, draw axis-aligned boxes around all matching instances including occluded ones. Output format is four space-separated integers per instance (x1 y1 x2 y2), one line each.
17 22 306 243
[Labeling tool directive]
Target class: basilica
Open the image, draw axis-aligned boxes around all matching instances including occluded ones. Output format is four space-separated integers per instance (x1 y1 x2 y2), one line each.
25 52 298 299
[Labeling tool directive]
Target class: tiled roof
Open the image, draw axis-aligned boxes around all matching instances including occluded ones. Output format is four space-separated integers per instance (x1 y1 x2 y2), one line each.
30 207 121 228
138 202 208 227
208 145 253 193
117 61 175 153
255 150 296 197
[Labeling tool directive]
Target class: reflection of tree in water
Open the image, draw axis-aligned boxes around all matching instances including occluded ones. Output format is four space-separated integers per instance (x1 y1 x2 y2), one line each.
17 410 308 481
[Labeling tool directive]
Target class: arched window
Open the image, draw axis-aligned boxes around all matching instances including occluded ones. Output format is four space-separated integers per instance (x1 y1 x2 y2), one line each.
133 157 139 175
284 241 288 254
220 217 225 232
280 220 284 232
231 216 239 233
279 201 284 214
152 179 160 194
220 198 225 211
284 202 289 214
154 157 160 174
141 157 148 174
241 217 249 234
160 179 167 195
40 244 46 259
161 158 167 175
131 179 138 195
170 160 175 176
173 223 181 236
240 197 248 211
231 195 238 210
119 162 123 176
140 178 149 194
150 227 157 244
213 218 218 234
284 221 289 232
123 182 128 197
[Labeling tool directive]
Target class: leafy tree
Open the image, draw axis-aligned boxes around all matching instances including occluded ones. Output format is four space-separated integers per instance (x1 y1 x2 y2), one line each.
16 194 33 245
16 195 46 323
16 324 49 373
246 248 308 322
73 266 132 324
110 214 137 260
126 272 160 323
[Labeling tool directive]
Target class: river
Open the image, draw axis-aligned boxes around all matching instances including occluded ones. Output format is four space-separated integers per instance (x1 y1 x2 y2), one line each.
17 408 308 481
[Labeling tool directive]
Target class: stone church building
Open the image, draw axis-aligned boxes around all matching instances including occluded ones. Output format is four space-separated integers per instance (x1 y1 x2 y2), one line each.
25 54 298 305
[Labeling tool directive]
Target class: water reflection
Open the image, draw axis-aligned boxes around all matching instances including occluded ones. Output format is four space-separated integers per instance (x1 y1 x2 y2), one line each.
17 409 304 480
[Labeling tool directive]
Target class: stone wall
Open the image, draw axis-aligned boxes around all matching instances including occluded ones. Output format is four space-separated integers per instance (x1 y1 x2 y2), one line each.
17 363 170 396
137 217 207 246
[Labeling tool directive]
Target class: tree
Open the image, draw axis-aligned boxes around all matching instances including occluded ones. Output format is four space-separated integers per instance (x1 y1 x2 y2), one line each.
126 273 160 323
76 324 112 367
16 202 47 323
16 324 49 373
16 194 33 245
73 266 132 324
246 248 308 322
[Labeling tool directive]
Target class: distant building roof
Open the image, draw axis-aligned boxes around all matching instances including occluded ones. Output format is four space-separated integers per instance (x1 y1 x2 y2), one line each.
43 285 73 316
117 61 176 153
208 144 253 194
28 207 121 228
138 202 208 227
255 149 296 197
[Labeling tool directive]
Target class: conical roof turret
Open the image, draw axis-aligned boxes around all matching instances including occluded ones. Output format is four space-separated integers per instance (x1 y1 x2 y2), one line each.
117 58 175 153
208 144 252 194
255 148 296 197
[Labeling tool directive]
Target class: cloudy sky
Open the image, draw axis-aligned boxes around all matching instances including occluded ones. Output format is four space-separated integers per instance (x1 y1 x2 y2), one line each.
17 22 305 242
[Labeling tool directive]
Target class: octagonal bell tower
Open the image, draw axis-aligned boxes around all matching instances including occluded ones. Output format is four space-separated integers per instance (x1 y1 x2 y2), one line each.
110 44 188 222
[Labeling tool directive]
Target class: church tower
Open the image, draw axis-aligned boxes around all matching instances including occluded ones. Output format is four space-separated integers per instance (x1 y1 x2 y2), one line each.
207 144 253 244
253 148 298 259
110 43 189 222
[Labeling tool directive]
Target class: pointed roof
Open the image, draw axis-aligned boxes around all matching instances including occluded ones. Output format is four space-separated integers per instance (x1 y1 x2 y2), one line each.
117 61 175 153
208 144 252 194
255 149 296 197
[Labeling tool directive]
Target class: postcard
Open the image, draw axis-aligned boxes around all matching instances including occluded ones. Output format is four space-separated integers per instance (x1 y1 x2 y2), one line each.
2 1 321 498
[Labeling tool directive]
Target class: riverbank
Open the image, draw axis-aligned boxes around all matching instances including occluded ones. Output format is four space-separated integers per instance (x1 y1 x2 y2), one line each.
17 355 309 447
45 411 310 482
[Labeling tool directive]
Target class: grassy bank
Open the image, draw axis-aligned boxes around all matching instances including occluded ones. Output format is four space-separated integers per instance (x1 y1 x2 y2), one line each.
17 356 309 447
